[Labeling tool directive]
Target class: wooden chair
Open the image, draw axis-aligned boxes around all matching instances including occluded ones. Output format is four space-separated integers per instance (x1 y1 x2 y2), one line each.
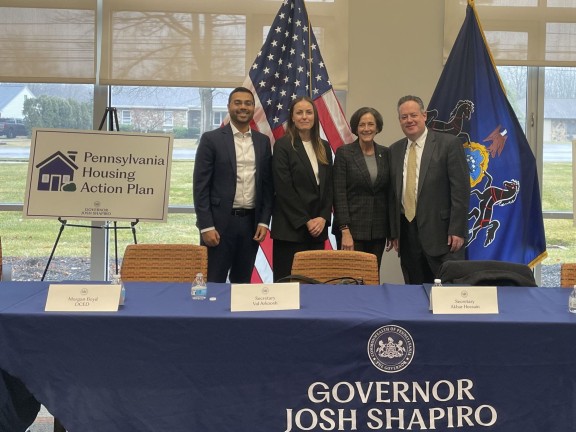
120 244 208 282
560 263 576 288
291 250 379 285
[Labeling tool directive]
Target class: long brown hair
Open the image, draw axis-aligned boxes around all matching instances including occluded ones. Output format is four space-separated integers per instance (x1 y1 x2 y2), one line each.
286 96 329 165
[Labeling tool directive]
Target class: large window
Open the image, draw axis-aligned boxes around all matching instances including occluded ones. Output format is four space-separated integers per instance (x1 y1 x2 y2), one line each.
541 68 576 282
0 83 96 281
0 0 347 285
445 0 576 66
0 83 234 281
497 64 576 286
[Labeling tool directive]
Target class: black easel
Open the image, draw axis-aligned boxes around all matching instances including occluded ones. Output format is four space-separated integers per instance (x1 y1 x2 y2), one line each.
98 106 120 132
42 218 139 281
42 108 139 281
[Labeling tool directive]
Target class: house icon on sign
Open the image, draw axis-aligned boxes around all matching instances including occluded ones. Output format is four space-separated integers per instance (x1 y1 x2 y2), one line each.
35 151 79 192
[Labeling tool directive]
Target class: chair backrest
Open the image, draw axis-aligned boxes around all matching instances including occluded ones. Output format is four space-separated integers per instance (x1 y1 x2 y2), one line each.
437 260 537 287
560 263 576 288
120 244 208 282
291 250 379 285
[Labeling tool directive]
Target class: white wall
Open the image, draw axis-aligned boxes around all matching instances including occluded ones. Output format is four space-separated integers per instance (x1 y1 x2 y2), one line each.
347 0 446 283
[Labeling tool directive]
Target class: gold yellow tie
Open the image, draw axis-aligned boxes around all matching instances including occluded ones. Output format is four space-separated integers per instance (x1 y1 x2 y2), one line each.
404 142 417 222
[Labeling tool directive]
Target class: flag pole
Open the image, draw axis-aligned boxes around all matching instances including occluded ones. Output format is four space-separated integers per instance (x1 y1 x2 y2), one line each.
468 0 506 92
301 0 314 99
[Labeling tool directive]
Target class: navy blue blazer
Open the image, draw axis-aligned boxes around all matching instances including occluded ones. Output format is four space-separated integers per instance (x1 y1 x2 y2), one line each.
193 123 274 233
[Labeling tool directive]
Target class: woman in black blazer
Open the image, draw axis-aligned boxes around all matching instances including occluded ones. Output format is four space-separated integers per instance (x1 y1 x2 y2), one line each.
332 107 391 266
271 96 333 282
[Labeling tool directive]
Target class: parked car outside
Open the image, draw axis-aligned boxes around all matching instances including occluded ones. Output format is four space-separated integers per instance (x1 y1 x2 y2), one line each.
0 118 28 138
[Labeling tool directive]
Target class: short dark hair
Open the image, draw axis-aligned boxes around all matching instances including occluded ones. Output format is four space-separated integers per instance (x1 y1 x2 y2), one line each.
349 107 384 135
228 87 255 105
397 95 425 113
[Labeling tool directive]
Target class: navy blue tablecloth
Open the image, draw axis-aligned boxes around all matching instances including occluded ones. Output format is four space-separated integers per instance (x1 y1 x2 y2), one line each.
0 282 575 432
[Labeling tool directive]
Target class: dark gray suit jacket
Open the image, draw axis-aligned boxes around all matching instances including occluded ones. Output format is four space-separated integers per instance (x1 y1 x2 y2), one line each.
193 123 274 233
271 134 333 243
389 129 470 257
332 140 390 241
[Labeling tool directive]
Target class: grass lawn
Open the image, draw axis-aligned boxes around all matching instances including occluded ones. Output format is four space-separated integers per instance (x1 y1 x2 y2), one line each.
542 158 576 263
0 159 199 258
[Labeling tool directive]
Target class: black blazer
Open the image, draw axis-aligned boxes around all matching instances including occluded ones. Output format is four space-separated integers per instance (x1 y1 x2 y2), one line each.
193 123 274 233
332 140 390 241
271 134 333 243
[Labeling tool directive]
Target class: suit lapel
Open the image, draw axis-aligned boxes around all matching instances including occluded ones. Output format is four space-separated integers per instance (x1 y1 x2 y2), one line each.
223 125 237 178
317 142 330 196
352 141 373 190
418 130 436 197
373 144 387 189
252 132 262 180
294 137 319 189
395 139 408 199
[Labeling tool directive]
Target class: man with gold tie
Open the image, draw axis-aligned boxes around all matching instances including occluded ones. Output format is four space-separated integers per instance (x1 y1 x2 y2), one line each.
388 95 470 284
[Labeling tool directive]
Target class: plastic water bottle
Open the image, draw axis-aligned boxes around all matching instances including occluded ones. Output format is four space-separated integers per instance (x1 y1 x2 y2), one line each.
433 278 443 287
111 273 125 306
569 285 576 313
191 273 207 300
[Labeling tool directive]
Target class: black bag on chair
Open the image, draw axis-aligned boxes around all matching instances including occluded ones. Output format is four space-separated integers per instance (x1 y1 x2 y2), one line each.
276 274 364 285
437 260 537 287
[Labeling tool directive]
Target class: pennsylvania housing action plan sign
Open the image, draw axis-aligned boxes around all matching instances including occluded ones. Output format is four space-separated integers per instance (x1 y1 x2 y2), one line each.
24 128 174 221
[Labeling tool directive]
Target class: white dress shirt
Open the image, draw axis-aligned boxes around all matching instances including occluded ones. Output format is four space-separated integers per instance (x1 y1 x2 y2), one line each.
230 122 256 209
302 140 320 185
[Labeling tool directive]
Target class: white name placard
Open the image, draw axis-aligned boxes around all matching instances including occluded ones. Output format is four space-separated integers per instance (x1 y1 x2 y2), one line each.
231 283 300 312
431 286 499 314
45 284 121 312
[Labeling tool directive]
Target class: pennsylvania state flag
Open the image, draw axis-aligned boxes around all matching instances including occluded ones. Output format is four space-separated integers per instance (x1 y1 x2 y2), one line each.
427 0 546 266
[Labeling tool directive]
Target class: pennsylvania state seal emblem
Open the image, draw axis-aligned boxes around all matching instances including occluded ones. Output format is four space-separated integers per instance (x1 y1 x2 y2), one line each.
367 325 414 373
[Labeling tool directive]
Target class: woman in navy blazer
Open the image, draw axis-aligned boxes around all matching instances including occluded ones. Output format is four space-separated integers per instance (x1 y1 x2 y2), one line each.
271 96 333 282
332 107 391 267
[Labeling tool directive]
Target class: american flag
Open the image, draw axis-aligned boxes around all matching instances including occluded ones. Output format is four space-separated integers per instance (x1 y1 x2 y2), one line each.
239 0 354 283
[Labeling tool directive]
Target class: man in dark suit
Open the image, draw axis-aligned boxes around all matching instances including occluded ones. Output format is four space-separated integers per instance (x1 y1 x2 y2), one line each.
193 87 274 283
389 95 470 284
